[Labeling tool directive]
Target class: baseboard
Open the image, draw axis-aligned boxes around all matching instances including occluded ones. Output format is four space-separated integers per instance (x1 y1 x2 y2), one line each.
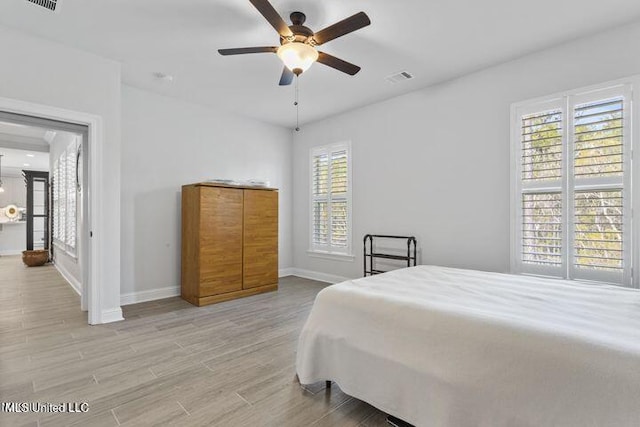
99 307 124 324
120 271 293 305
287 268 350 284
120 286 180 306
118 267 340 306
279 267 295 277
54 261 82 297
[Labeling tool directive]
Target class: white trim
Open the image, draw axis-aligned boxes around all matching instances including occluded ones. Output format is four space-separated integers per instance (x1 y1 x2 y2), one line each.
54 261 82 296
0 96 114 323
278 267 296 277
288 268 350 284
119 268 314 305
120 267 298 306
306 250 355 262
120 286 180 306
510 76 638 109
100 308 124 324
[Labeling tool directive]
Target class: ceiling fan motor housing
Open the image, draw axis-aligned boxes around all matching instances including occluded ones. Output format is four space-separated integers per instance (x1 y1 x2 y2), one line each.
290 11 306 25
280 12 315 45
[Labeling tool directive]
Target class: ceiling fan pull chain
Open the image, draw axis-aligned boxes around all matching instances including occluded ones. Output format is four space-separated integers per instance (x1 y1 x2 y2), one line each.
295 76 300 132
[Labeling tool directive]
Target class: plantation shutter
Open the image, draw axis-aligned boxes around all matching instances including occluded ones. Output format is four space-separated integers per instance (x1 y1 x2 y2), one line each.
330 149 348 248
58 151 67 245
52 138 80 257
312 152 329 245
517 100 566 277
521 109 563 182
521 192 563 267
514 84 632 286
65 140 78 253
311 143 351 254
569 90 630 284
52 160 60 241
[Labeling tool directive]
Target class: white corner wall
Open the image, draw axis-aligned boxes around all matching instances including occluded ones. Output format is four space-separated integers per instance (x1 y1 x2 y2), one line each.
0 25 122 322
292 21 640 281
120 86 293 303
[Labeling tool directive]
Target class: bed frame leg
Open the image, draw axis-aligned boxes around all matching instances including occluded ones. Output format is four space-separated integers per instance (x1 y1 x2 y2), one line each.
325 380 332 388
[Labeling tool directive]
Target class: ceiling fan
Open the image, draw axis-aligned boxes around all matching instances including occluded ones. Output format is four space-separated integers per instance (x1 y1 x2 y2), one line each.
219 0 371 86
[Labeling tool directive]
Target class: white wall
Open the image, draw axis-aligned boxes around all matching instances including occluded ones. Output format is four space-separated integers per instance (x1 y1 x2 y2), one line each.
292 21 640 281
0 25 122 320
0 175 26 255
0 175 26 207
120 85 293 302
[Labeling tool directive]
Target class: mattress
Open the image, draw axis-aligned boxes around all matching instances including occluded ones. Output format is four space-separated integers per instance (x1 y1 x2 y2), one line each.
296 265 640 427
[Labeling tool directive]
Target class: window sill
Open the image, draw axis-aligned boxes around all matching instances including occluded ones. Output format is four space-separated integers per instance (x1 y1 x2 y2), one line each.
517 271 627 287
307 250 355 262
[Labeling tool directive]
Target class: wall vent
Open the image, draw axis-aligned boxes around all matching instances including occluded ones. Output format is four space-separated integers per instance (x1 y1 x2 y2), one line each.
385 71 414 84
26 0 58 12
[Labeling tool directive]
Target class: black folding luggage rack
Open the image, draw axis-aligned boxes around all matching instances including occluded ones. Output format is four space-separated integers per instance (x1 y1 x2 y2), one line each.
363 234 417 276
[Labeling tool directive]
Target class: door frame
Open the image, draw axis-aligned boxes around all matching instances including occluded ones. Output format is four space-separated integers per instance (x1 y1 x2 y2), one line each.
0 96 106 325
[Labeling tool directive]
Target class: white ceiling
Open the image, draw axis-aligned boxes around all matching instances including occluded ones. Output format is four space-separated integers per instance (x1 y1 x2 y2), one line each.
0 120 51 173
0 120 53 154
0 147 49 172
0 121 49 139
1 0 640 128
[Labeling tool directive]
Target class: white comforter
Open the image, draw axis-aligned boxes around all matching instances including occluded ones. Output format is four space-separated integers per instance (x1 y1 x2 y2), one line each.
296 266 640 427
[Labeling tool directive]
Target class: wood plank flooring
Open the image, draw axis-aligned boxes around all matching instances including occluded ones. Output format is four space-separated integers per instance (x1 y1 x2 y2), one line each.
0 256 387 426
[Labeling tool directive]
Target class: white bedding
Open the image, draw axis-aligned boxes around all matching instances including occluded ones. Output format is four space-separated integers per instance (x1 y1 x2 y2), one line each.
296 266 640 427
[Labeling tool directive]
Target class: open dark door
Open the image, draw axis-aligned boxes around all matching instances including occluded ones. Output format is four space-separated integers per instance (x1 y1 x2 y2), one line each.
22 170 50 252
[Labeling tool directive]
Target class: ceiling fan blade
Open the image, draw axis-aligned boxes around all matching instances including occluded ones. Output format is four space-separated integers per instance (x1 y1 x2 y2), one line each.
317 52 361 75
279 67 295 86
312 12 371 45
249 0 293 38
218 47 278 55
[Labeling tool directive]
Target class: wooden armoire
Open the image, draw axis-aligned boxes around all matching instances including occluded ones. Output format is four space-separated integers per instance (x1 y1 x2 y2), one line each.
181 182 278 306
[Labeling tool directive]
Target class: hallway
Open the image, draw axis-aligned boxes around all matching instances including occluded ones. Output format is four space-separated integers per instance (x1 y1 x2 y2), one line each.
0 255 89 423
0 255 85 338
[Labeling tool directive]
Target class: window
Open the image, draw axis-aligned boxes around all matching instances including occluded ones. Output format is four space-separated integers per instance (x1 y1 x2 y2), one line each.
53 137 79 257
512 83 633 285
310 142 352 256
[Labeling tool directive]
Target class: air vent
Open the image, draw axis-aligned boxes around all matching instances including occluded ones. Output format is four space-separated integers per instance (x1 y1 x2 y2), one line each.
26 0 58 12
385 71 414 84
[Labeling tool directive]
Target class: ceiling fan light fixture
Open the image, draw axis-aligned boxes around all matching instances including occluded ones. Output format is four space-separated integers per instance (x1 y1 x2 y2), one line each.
277 42 318 75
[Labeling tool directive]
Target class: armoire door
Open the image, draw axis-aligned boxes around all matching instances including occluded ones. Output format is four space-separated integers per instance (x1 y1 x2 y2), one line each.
243 189 278 289
199 187 244 296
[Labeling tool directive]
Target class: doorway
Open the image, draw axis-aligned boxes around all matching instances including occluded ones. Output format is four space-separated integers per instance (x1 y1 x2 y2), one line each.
0 112 90 315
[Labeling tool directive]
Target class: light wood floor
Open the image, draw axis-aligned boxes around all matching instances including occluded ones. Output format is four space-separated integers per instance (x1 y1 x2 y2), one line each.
0 256 388 427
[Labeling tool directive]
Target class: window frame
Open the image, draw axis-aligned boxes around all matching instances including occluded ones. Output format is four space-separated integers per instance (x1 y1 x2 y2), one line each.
511 79 637 287
308 141 353 258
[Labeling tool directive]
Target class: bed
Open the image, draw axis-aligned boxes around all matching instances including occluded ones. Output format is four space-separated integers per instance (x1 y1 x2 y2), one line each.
296 265 640 427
